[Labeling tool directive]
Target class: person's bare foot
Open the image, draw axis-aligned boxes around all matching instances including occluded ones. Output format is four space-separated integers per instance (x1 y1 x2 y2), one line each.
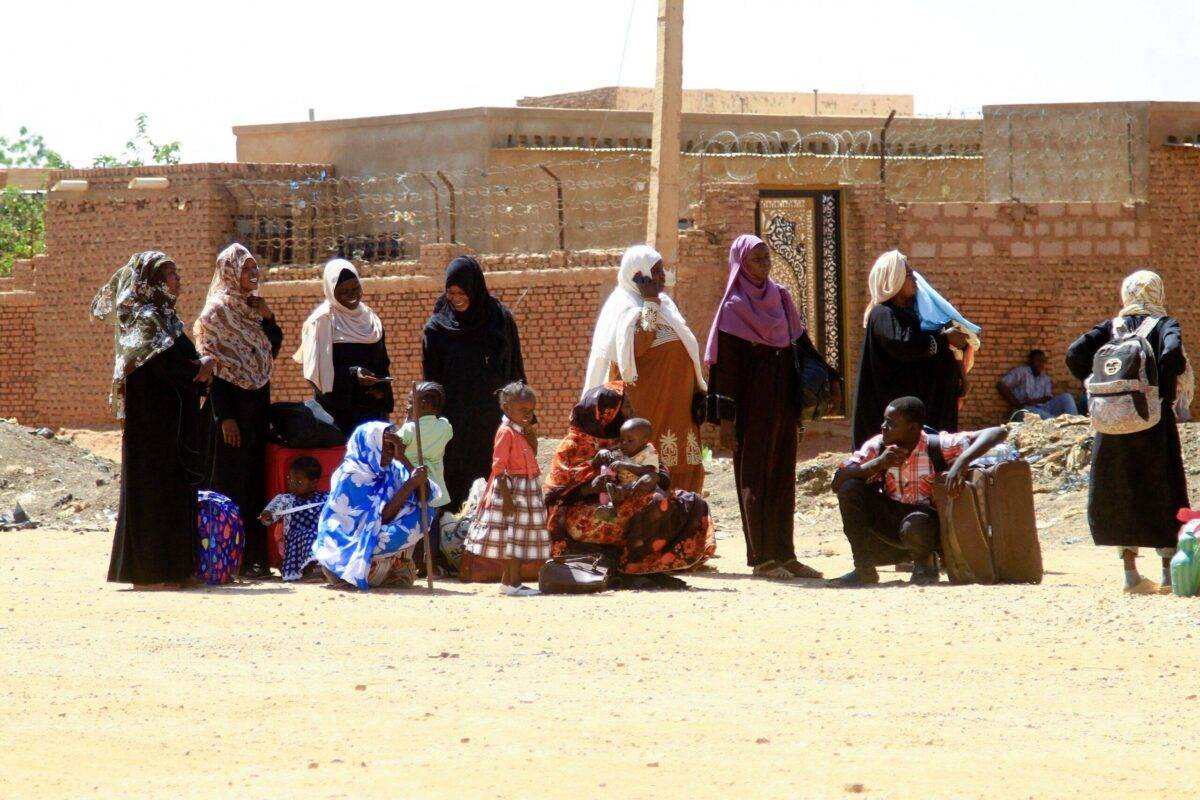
781 559 823 579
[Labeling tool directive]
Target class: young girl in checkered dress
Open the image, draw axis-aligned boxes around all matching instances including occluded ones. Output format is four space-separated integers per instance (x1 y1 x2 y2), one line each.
465 381 550 596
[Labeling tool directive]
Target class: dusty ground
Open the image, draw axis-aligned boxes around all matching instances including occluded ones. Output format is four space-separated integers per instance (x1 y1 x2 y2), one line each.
1 423 1196 799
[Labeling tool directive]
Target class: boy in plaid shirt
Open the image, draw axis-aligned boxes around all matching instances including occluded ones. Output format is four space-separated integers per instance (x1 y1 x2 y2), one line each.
828 396 1008 587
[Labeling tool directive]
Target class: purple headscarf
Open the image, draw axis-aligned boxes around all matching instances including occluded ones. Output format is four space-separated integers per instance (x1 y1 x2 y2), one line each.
703 234 802 365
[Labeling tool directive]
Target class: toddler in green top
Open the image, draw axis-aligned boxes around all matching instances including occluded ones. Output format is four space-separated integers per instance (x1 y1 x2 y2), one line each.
400 382 454 510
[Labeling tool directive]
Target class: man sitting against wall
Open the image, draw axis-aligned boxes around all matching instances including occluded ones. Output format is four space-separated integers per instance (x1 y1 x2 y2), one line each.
997 349 1079 420
827 396 1008 587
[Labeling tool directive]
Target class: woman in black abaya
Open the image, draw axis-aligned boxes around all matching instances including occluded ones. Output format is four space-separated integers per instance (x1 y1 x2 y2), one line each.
422 256 526 509
92 251 215 589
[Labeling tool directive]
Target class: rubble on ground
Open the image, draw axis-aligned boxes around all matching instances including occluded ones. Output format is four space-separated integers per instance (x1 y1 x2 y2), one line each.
0 419 118 532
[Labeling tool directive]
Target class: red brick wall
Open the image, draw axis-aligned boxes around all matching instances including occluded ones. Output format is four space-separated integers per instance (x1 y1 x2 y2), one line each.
0 289 38 421
897 199 1154 427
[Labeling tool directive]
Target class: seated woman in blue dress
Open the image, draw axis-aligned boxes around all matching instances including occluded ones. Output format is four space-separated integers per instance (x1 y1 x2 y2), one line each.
313 421 434 590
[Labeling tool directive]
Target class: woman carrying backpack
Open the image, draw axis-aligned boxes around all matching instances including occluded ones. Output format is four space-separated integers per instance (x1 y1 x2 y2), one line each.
1066 270 1194 594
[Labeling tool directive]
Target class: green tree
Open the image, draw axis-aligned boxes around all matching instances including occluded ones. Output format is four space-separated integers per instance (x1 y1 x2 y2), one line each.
0 127 69 275
92 113 181 168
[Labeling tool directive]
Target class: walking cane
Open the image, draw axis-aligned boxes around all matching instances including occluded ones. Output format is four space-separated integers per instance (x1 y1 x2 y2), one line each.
411 380 434 592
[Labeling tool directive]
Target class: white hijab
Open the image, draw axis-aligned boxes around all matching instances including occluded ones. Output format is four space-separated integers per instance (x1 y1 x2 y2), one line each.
582 244 706 396
293 259 384 394
863 249 907 327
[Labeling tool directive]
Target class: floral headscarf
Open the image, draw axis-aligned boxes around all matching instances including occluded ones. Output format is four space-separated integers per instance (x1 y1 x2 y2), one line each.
545 382 629 507
1118 269 1194 413
193 243 275 390
312 421 433 589
90 250 184 418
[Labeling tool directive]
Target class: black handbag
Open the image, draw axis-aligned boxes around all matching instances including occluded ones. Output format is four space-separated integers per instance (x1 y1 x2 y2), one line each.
267 399 346 448
538 555 610 594
793 336 834 421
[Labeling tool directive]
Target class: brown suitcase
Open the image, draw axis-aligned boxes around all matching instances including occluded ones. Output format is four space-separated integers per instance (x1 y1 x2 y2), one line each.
982 460 1043 583
933 472 997 585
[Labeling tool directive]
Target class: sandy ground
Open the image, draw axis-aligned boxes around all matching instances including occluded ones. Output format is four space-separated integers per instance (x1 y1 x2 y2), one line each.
1 434 1195 799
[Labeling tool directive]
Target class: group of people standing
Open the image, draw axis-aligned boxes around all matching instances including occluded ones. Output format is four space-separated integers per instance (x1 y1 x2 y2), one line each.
93 230 1194 597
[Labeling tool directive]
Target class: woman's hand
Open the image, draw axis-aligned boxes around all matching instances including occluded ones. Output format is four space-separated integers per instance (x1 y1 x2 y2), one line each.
194 356 216 384
719 419 736 451
221 418 241 448
356 367 381 387
632 272 660 300
246 296 274 321
945 329 969 350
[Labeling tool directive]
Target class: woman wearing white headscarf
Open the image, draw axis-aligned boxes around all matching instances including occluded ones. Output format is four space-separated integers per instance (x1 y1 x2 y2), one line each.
583 244 708 492
294 259 392 437
194 243 283 576
852 250 970 447
1067 269 1192 594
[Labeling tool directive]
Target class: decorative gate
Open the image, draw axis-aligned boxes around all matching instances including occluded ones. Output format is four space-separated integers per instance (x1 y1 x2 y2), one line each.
756 189 846 409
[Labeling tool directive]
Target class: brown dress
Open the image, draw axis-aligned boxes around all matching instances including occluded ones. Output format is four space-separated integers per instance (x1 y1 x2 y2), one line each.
610 309 706 494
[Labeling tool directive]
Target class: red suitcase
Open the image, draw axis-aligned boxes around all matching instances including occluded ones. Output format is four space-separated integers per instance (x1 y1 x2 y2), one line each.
263 443 345 569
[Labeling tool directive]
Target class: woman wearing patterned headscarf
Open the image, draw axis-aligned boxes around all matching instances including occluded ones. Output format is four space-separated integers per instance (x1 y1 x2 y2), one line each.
582 244 708 493
422 256 526 509
194 243 283 577
852 249 969 448
1067 269 1192 594
704 234 838 581
92 251 216 589
543 383 714 589
294 258 392 437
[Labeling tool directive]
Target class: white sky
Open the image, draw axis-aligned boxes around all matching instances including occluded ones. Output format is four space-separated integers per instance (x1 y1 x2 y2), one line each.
4 0 1198 166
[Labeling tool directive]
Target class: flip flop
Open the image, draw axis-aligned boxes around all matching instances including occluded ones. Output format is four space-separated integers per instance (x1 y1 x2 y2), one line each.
782 559 823 579
752 561 795 580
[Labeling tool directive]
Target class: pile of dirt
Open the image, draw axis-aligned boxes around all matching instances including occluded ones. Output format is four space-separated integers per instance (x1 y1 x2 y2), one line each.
0 419 118 531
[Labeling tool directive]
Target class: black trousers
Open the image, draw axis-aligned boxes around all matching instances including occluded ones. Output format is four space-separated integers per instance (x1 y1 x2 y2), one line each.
836 478 939 568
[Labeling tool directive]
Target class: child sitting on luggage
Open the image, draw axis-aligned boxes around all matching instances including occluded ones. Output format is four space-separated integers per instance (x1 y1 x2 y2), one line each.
592 417 664 522
259 456 328 581
399 381 454 575
465 381 551 597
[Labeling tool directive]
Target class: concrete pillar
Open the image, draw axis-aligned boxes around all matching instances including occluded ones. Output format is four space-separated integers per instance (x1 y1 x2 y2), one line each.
646 0 683 271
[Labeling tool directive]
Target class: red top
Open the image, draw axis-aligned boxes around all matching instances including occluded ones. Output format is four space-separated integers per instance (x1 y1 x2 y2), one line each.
490 420 540 478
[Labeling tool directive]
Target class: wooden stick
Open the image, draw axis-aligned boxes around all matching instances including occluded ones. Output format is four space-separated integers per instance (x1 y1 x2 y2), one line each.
411 380 434 592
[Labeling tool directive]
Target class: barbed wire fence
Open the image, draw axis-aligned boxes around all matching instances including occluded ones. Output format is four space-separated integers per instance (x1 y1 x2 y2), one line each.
226 106 1143 269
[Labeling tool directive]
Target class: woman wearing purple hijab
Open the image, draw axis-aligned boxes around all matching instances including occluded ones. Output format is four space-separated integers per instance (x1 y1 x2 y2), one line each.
704 234 840 580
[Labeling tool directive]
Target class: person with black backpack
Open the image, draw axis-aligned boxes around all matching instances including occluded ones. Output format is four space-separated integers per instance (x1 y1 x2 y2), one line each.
1066 270 1194 594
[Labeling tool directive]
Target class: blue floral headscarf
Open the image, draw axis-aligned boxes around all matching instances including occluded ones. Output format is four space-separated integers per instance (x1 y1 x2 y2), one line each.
313 421 434 589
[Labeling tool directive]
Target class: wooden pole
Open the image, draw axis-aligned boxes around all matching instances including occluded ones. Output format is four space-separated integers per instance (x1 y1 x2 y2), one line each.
411 381 434 592
646 0 684 270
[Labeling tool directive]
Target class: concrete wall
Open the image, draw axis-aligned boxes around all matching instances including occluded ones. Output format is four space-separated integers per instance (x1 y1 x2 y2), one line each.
518 86 914 117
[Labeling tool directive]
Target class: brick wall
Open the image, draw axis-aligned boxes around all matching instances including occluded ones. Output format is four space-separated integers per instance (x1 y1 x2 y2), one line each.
0 289 38 421
897 199 1155 426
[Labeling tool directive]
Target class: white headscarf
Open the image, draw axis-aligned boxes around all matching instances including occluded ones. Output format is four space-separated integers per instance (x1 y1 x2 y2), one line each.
582 244 706 396
1118 269 1194 414
293 259 384 394
863 249 908 327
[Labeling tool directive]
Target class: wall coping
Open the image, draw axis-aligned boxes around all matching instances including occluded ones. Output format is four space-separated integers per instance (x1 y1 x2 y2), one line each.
259 266 619 298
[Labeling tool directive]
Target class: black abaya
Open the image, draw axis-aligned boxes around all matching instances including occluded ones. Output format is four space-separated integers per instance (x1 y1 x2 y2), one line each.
313 336 395 437
708 330 832 567
203 317 283 570
852 301 962 448
1066 316 1189 549
109 335 203 584
422 309 525 509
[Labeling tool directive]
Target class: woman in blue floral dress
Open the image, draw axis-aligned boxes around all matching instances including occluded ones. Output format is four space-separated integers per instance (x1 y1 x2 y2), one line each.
313 421 433 590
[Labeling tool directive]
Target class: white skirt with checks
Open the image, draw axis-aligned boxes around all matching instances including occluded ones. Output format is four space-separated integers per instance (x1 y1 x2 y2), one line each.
465 475 551 561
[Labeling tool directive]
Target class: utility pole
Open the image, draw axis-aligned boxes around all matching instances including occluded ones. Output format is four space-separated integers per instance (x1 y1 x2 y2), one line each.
646 0 683 270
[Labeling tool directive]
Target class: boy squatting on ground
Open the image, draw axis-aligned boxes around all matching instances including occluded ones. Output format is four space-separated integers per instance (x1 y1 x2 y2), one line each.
591 417 666 522
828 396 1008 587
259 456 329 581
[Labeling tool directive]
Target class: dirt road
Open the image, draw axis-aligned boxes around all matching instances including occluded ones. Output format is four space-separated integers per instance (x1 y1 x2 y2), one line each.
1 464 1191 799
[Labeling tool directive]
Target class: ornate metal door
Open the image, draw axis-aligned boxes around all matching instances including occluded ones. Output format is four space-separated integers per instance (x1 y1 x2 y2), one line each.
756 190 846 410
